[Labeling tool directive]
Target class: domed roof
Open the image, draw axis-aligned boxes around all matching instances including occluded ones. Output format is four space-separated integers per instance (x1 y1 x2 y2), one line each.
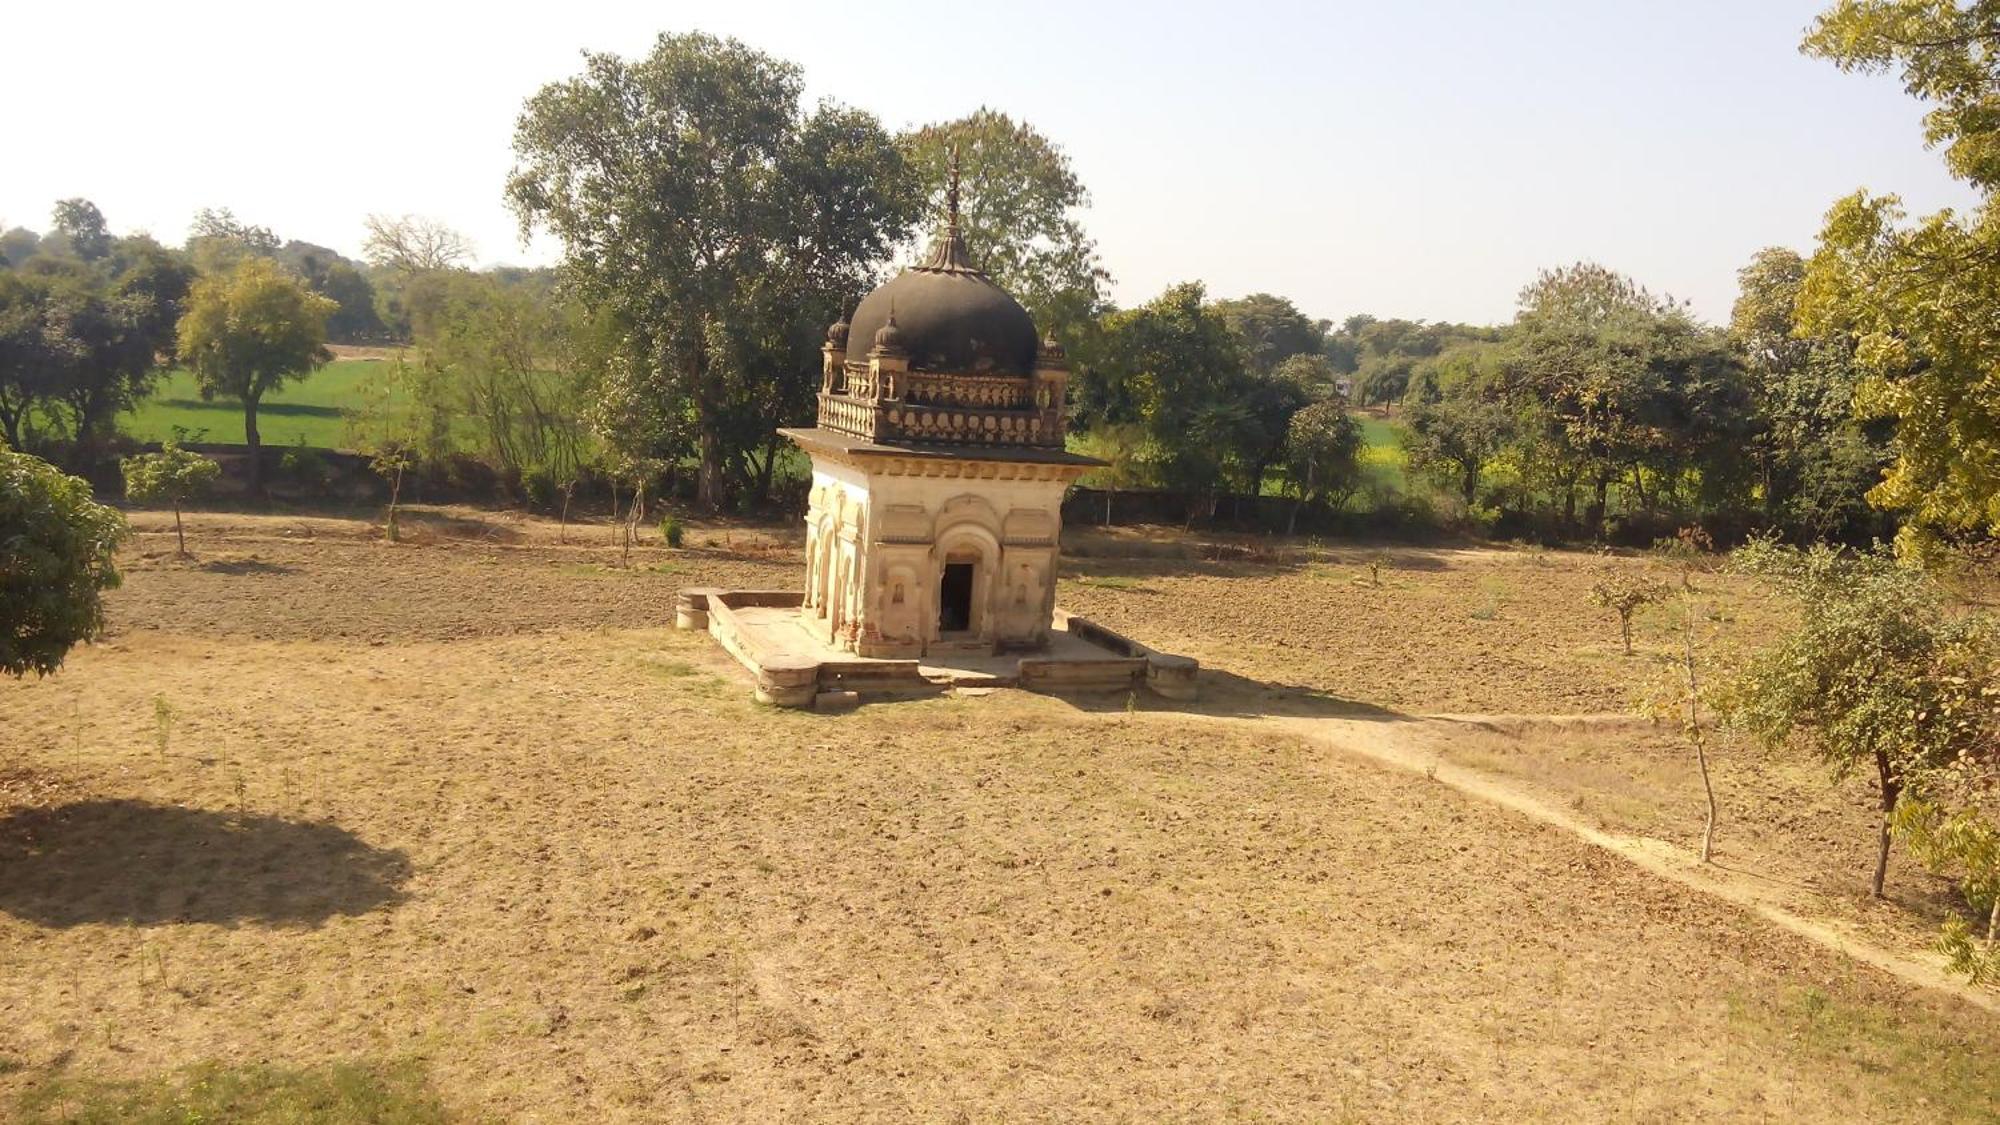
844 151 1039 375
844 269 1038 375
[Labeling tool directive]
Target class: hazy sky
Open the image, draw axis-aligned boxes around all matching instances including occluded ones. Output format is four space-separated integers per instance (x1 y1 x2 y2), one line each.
5 0 1980 326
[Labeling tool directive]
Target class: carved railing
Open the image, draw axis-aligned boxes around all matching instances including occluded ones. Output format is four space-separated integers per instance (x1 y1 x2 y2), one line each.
818 372 1065 449
902 371 1031 410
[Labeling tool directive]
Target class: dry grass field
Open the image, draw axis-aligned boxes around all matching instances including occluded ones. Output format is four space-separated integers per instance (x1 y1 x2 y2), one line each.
2 508 1996 1122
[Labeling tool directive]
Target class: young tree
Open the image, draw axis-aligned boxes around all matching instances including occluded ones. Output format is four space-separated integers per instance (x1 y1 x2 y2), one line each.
1282 400 1364 533
1648 590 1721 862
1590 571 1671 657
1725 541 1994 897
122 438 221 557
176 258 335 496
1 441 126 677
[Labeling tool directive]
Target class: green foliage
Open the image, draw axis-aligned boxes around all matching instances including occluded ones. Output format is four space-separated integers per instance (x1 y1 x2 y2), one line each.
123 435 219 554
1725 539 1998 896
0 442 126 677
661 514 685 549
1212 293 1325 377
508 32 922 509
12 1058 447 1124
1895 797 2000 983
1804 1 2000 192
1798 191 2000 556
903 108 1107 339
0 217 193 456
403 271 597 482
1589 570 1673 656
121 438 220 509
1322 316 1498 405
1799 3 2000 555
177 257 335 492
1080 281 1263 506
1282 401 1364 519
1403 344 1513 505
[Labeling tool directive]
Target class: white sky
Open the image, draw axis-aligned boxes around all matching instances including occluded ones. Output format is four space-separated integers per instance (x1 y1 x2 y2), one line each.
3 0 1981 325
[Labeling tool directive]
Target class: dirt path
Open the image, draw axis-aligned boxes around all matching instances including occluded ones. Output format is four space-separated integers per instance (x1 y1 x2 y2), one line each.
1123 707 2000 1015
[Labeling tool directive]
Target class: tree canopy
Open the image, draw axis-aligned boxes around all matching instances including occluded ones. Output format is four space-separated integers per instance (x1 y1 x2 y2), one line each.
1799 1 2000 556
901 108 1108 341
176 257 334 494
508 31 922 509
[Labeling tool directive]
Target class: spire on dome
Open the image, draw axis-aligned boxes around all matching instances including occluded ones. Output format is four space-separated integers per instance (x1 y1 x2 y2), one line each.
915 145 983 276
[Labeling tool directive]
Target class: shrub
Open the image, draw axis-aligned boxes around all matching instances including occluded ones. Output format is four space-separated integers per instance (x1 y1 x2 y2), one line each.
523 467 559 512
660 514 685 549
2 443 127 677
279 440 332 491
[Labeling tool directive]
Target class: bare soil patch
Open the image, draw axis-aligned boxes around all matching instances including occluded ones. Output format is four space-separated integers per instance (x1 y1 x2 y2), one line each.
1 514 1994 1121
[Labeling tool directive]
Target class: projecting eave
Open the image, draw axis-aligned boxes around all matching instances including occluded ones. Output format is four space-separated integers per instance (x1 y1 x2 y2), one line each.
779 427 1106 468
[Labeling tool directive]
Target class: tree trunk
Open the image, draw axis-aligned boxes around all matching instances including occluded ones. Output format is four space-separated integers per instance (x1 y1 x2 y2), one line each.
558 484 573 545
1287 496 1303 537
244 395 264 498
173 502 186 557
691 332 725 511
753 436 780 507
608 479 620 545
1587 471 1610 533
1461 461 1478 505
1872 748 1900 899
1684 601 1716 862
385 462 404 542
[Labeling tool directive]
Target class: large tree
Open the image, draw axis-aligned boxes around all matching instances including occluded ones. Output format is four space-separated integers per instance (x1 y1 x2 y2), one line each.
1212 292 1325 377
508 32 921 509
1086 282 1261 513
176 258 334 495
1730 246 1889 541
0 232 191 460
1798 1 2000 555
901 108 1108 341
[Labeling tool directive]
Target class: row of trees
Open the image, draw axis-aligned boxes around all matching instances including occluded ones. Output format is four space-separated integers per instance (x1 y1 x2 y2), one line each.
0 199 503 486
2 18 1991 559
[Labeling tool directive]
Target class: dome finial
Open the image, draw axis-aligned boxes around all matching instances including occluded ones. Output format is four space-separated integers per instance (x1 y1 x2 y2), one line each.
915 144 982 277
946 145 962 236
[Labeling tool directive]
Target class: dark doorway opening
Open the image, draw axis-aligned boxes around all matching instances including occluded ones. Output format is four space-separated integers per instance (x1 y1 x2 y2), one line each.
939 562 974 633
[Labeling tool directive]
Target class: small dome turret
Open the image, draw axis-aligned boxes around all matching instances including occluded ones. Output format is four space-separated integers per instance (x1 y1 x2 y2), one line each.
871 308 906 354
826 318 850 347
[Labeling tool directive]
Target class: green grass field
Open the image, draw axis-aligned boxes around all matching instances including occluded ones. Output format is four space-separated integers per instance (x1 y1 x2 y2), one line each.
124 359 389 448
1353 410 1408 496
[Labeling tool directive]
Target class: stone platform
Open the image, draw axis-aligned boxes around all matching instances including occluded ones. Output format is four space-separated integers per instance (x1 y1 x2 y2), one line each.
675 588 1197 710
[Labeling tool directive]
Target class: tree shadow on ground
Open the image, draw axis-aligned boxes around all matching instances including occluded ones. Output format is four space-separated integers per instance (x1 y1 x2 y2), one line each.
0 800 409 928
151 399 347 420
1049 667 1412 722
197 558 297 575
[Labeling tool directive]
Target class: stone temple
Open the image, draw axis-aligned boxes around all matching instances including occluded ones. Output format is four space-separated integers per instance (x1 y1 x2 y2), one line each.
678 165 1195 708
